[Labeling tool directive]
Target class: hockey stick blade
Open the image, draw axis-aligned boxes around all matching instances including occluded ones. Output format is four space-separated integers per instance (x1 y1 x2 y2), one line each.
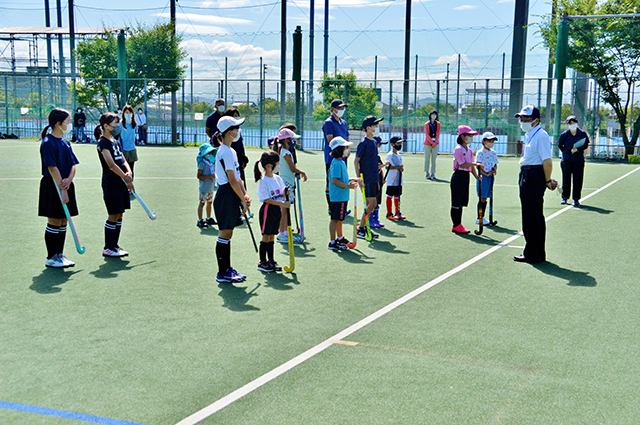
132 191 157 220
54 183 85 254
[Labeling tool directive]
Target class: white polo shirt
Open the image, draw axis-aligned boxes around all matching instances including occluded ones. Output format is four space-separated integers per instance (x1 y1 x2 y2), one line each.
215 144 241 185
520 124 552 167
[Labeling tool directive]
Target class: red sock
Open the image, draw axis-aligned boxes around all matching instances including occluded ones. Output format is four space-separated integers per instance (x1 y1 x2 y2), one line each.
386 196 393 215
394 197 400 214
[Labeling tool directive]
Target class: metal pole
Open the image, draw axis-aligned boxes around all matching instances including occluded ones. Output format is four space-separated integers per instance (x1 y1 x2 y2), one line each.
389 80 393 137
323 0 329 75
456 53 461 122
309 0 314 115
260 57 263 148
38 77 43 125
402 0 412 146
68 0 77 114
190 57 194 143
56 0 64 106
181 79 185 146
436 79 440 113
485 79 489 128
4 76 9 133
144 78 147 116
280 0 286 121
374 55 378 87
414 54 418 134
224 57 228 105
501 52 506 116
107 79 111 111
537 78 542 111
44 0 54 107
334 56 337 75
171 0 177 143
445 64 449 118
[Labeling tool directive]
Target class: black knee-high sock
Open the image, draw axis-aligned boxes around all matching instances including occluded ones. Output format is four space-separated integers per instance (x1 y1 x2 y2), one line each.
480 201 487 218
267 241 275 262
105 220 117 249
57 225 67 255
450 207 462 227
114 219 122 247
259 241 268 263
45 224 60 259
216 237 231 273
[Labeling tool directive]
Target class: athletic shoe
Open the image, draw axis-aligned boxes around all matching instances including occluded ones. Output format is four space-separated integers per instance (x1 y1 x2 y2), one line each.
328 241 347 251
396 212 406 220
426 173 430 179
197 219 208 228
430 175 436 180
336 237 350 247
451 224 471 234
276 233 288 243
356 228 367 239
370 219 385 228
230 268 247 282
206 217 217 225
59 254 75 267
386 213 396 220
561 197 567 205
115 246 129 257
102 248 126 257
475 217 490 225
573 200 580 207
257 261 275 272
369 230 379 239
45 254 66 268
269 261 283 271
216 268 237 283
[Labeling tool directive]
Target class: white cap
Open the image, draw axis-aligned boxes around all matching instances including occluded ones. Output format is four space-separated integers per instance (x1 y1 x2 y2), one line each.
329 136 352 150
217 116 245 133
482 131 497 141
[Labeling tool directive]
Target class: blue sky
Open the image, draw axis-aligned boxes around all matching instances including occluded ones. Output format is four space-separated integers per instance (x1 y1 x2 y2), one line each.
0 0 555 104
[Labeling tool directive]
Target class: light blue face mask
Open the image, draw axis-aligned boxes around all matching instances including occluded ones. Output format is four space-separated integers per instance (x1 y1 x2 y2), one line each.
110 124 122 137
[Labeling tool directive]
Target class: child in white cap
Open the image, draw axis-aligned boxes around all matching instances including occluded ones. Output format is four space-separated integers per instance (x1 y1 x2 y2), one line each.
475 132 498 225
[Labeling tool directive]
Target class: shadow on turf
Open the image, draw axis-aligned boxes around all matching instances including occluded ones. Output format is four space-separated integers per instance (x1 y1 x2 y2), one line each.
332 249 375 264
532 262 597 287
262 271 299 290
30 268 83 294
89 259 157 279
366 239 410 254
218 282 261 311
576 204 614 215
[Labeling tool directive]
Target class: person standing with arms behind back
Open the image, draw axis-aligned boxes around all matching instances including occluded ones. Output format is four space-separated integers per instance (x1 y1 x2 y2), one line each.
73 107 86 143
135 107 147 145
206 99 225 141
423 110 440 179
322 99 350 212
514 105 558 264
558 115 589 207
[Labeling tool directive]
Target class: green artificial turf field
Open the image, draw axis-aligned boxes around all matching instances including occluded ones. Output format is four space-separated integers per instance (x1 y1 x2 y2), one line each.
1 139 639 424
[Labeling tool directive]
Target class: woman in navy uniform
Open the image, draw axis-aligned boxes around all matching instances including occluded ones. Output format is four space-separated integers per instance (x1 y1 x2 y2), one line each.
514 105 558 264
558 115 589 207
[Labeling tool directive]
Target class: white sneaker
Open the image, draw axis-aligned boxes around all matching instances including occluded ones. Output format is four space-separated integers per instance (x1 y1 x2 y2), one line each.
115 246 129 256
103 248 125 257
45 254 66 268
59 254 75 267
475 217 490 225
276 234 288 243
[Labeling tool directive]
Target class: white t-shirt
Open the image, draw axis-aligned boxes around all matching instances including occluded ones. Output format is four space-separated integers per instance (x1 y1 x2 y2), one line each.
520 124 552 166
475 147 499 173
215 144 241 186
136 112 146 126
385 151 403 186
279 148 296 186
257 174 286 203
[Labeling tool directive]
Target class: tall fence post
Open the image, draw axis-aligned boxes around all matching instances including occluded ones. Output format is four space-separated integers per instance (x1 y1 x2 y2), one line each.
388 80 393 137
5 76 9 133
181 80 185 146
436 80 440 114
485 79 489 128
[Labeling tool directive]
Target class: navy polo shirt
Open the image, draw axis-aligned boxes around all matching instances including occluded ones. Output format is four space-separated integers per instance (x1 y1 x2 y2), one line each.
356 136 379 184
40 134 79 178
205 111 222 134
322 115 349 164
558 128 590 162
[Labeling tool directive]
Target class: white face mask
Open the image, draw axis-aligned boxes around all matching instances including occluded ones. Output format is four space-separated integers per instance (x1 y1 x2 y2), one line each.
373 126 380 137
124 113 133 120
430 114 436 121
217 105 225 112
61 123 72 135
520 121 533 133
232 129 241 142
273 163 280 174
335 109 345 118
568 123 578 131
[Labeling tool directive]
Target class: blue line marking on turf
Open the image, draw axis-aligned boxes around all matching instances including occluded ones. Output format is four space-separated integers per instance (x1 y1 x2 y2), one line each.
0 401 150 425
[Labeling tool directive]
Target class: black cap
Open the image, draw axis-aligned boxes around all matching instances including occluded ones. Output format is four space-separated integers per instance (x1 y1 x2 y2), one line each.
514 105 541 119
362 115 384 129
390 136 405 145
373 135 387 144
331 99 347 109
565 115 578 124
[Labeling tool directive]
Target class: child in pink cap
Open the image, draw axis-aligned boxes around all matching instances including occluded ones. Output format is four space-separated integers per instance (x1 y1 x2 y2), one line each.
450 125 479 234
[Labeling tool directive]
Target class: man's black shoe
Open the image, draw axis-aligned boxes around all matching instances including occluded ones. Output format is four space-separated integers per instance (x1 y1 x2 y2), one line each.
513 255 544 264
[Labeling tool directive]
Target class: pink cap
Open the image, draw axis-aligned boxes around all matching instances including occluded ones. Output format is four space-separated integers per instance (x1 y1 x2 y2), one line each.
457 125 479 136
277 128 301 140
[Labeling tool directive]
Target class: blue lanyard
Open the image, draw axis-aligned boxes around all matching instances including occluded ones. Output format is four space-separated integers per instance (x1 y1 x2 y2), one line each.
526 126 542 143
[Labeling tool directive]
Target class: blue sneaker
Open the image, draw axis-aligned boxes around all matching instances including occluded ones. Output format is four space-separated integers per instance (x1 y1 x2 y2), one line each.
216 268 236 283
230 268 247 282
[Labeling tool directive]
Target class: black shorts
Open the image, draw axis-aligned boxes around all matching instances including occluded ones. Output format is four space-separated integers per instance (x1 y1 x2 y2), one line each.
330 201 348 221
102 177 130 215
38 176 78 219
214 183 242 231
259 203 282 236
364 182 378 199
450 170 470 207
386 185 403 197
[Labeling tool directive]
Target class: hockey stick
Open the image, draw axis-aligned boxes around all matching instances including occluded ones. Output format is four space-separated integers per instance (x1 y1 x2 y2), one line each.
475 176 484 235
53 183 85 254
244 212 258 253
489 175 498 226
360 173 372 241
296 174 305 242
346 184 358 249
122 178 157 219
283 204 295 272
292 186 300 234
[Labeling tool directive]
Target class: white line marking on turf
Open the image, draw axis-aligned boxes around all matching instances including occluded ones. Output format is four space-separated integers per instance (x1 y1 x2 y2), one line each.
175 165 638 425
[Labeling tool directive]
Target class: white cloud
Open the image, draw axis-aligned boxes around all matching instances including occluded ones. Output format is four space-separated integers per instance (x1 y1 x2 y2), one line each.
453 5 478 10
176 23 229 35
432 54 483 68
344 55 388 66
497 0 515 3
181 39 281 67
154 12 252 26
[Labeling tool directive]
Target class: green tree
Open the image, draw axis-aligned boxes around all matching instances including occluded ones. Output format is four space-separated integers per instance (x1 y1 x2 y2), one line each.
317 70 378 128
538 0 640 157
75 22 188 112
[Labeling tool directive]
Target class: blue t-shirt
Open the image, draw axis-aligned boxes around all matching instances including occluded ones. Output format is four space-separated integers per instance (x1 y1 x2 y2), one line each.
355 137 379 184
121 121 136 152
40 134 79 178
322 115 349 164
328 158 350 202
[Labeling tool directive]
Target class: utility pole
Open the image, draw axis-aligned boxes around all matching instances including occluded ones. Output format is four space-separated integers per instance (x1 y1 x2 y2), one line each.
170 0 178 143
545 0 556 132
402 0 412 147
323 0 329 75
281 0 287 120
309 0 314 115
56 0 64 106
68 0 76 113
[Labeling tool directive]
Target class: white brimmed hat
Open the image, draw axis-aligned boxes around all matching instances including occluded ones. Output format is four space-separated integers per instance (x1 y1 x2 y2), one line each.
482 131 497 141
329 136 352 150
217 116 245 133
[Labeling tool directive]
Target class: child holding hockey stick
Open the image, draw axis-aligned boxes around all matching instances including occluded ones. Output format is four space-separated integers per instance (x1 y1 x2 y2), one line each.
196 143 217 228
254 151 289 272
369 135 387 228
96 113 134 257
328 137 360 251
450 125 480 234
475 132 499 225
39 108 79 268
354 115 384 240
385 136 406 220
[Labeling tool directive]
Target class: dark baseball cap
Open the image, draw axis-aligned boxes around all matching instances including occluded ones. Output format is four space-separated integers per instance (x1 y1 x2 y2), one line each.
362 115 384 129
514 105 541 119
331 99 347 109
390 136 406 144
565 115 578 124
373 135 387 144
